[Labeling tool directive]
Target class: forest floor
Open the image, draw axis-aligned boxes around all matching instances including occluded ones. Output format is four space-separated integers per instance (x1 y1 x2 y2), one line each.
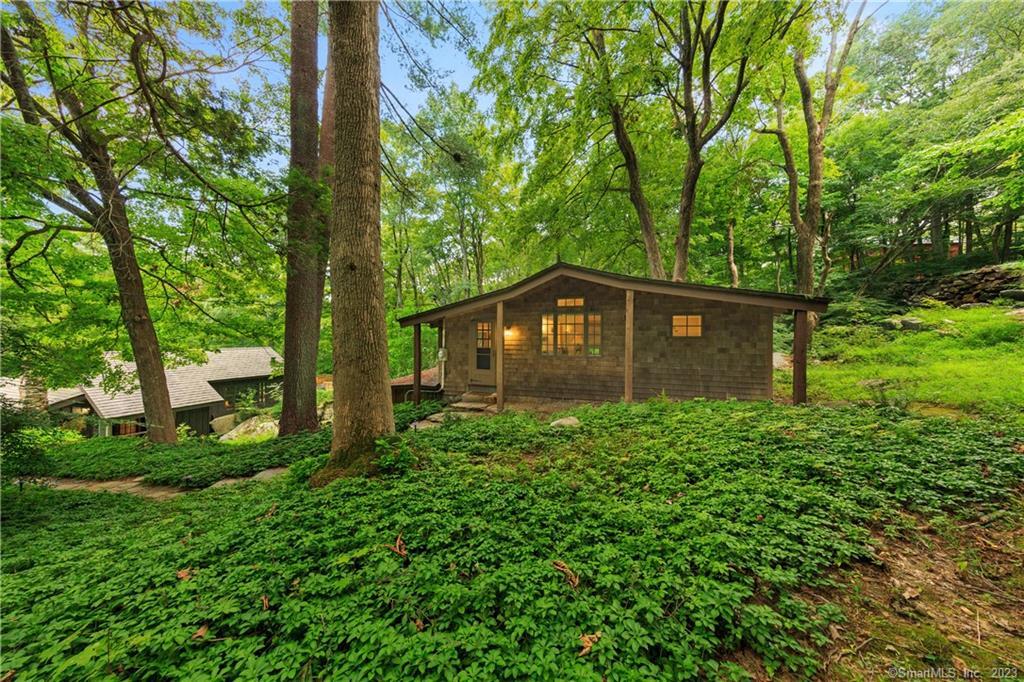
4 398 1023 680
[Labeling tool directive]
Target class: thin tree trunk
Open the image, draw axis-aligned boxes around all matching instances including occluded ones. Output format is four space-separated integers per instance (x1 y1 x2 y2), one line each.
320 0 394 479
929 212 946 260
672 152 703 281
99 186 177 443
726 218 739 287
999 220 1013 262
280 0 322 436
591 29 665 279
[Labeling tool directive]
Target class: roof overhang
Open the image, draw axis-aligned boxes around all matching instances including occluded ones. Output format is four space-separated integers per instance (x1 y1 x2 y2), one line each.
399 263 829 327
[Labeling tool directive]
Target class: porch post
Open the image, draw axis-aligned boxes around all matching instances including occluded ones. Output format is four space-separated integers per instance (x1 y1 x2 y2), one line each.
413 323 422 405
793 309 808 405
495 301 505 411
624 289 634 402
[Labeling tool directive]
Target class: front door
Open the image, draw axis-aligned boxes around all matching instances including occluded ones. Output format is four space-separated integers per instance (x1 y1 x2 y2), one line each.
468 318 496 385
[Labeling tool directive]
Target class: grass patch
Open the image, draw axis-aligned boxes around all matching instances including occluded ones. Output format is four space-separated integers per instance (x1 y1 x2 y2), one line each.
781 302 1024 422
3 400 1022 679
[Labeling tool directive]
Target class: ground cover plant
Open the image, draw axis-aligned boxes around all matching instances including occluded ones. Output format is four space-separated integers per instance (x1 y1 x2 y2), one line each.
42 401 444 488
3 400 1022 680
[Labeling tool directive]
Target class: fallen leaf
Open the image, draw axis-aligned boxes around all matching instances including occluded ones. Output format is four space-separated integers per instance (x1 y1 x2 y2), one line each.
1 669 16 682
578 631 602 656
414 618 425 631
261 595 270 611
552 561 580 589
1013 442 1024 454
191 624 208 640
176 568 193 581
386 533 407 558
902 586 919 600
261 503 278 520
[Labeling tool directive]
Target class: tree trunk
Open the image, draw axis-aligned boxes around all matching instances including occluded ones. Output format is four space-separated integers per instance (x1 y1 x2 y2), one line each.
726 218 739 287
672 152 703 282
319 0 394 479
100 191 177 443
999 220 1013 262
929 212 946 260
591 28 665 279
3 15 176 443
279 0 322 436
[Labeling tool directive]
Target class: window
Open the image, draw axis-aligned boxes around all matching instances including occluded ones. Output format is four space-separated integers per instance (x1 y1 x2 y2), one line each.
541 314 554 354
541 299 601 356
587 313 602 356
476 321 492 370
672 314 702 337
557 312 585 355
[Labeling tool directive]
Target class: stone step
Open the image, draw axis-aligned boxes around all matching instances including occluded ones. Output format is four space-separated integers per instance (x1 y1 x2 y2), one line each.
449 400 492 412
460 391 497 404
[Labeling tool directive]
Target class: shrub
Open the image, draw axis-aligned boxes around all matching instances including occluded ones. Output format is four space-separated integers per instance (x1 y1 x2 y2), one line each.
0 399 54 487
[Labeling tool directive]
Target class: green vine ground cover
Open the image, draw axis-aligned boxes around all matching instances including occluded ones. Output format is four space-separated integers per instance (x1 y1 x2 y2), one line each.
3 400 1022 680
43 401 441 488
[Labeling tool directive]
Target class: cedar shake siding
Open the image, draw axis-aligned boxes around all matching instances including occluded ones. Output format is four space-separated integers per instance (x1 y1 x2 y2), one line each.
632 293 773 401
402 263 827 406
503 278 625 402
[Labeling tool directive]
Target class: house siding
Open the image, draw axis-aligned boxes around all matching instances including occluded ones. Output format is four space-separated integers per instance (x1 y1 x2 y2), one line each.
632 293 773 401
440 275 773 403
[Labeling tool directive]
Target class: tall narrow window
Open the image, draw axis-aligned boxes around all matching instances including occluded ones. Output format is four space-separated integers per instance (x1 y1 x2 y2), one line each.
541 314 554 354
672 314 702 337
587 313 602 355
557 312 585 355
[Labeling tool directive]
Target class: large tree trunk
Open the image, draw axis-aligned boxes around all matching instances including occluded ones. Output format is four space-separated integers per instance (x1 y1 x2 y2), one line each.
319 0 394 479
929 212 946 260
672 152 703 282
279 0 322 436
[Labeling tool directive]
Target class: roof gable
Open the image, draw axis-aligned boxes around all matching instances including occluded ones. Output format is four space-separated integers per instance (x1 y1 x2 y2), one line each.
399 263 829 326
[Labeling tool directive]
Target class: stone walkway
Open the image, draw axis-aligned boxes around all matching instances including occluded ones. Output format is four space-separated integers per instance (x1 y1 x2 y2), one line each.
44 466 289 501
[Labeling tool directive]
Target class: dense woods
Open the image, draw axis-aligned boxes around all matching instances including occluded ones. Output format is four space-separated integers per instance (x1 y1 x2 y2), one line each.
2 0 1021 444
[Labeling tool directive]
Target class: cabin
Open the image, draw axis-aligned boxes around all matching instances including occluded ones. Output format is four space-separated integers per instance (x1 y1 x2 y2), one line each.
398 263 828 408
42 347 282 437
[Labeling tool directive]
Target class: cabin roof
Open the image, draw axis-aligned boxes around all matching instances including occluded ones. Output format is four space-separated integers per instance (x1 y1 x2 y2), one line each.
398 263 829 327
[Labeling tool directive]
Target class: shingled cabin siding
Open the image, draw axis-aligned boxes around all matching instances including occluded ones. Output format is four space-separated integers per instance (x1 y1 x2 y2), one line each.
443 313 472 395
504 279 625 401
632 294 773 401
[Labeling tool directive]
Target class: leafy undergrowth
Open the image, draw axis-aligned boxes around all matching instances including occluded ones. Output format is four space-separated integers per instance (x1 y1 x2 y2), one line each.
3 400 1023 680
776 302 1024 422
45 401 443 488
48 429 331 488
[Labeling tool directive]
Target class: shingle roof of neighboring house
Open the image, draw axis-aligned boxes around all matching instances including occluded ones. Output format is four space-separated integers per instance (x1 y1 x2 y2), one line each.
390 366 440 387
0 377 24 403
43 347 282 420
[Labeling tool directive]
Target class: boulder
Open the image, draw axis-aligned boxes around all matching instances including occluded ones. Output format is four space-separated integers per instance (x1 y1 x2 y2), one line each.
318 401 333 425
210 413 238 435
1000 288 1024 301
898 316 925 331
220 414 278 442
549 416 581 428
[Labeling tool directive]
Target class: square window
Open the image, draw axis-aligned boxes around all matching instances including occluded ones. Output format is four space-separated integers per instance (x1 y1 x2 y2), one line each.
672 314 702 337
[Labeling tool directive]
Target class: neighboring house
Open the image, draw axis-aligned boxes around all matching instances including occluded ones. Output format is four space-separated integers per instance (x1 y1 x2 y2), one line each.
398 263 828 409
390 366 441 404
42 347 282 437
